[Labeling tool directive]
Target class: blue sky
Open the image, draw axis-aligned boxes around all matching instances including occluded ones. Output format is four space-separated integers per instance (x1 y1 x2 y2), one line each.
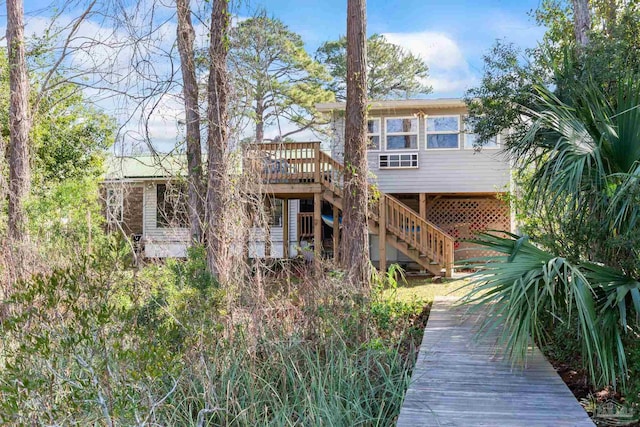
234 0 546 97
13 0 546 149
17 0 546 98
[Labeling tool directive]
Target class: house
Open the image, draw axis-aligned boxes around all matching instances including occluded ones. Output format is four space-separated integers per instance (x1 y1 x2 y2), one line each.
318 98 513 273
102 155 191 258
101 99 513 276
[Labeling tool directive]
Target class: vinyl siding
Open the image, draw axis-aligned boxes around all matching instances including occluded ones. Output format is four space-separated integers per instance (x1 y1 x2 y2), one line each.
330 107 511 194
141 183 300 258
143 181 190 242
249 199 300 258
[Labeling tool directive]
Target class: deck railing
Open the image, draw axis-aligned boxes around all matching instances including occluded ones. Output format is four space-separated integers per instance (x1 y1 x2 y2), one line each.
297 212 314 240
246 141 321 183
247 141 454 275
382 194 454 275
318 151 344 194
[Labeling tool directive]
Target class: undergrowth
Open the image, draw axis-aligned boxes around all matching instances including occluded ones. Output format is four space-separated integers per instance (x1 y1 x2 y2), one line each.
0 244 426 426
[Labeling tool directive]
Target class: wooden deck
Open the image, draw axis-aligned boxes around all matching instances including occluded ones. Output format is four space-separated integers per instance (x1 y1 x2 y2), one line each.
397 297 594 427
246 142 455 275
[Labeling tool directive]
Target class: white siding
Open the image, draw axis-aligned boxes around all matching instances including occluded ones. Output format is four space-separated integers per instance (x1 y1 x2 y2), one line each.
248 199 300 258
369 150 510 194
141 184 300 259
330 113 345 162
331 109 511 194
143 182 190 243
146 242 187 258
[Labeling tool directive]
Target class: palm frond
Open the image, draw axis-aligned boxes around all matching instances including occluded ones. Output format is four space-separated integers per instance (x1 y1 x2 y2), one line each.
459 233 639 388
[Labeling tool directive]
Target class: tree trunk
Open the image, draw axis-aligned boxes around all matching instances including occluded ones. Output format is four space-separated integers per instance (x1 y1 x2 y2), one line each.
572 0 591 47
340 0 370 288
255 97 264 142
6 0 30 241
206 0 231 281
255 116 264 143
176 0 204 243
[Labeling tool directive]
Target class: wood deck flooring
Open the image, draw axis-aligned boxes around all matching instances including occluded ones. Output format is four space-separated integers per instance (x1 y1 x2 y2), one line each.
396 297 594 427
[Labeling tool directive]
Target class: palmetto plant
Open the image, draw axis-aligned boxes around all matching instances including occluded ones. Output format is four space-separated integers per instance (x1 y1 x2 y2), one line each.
463 74 640 388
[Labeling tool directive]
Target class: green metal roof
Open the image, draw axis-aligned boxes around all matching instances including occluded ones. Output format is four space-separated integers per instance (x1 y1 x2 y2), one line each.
104 155 187 180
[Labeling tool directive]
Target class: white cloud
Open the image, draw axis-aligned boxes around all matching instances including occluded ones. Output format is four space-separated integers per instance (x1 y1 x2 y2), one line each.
484 12 546 50
382 31 477 96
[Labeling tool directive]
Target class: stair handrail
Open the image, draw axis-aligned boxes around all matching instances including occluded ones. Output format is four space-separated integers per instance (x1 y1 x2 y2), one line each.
316 150 454 274
382 193 454 275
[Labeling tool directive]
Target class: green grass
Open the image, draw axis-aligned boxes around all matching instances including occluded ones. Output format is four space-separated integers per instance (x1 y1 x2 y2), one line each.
384 276 470 304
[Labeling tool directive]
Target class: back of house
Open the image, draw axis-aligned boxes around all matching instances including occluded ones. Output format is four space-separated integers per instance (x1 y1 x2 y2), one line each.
101 98 513 274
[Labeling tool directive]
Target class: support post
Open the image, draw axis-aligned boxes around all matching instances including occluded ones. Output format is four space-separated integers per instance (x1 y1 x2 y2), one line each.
314 192 322 259
332 204 339 260
419 193 427 256
419 193 427 219
283 198 289 259
313 142 321 184
379 195 387 272
445 238 453 278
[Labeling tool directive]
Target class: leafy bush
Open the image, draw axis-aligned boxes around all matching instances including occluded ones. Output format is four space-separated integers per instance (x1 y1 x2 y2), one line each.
623 331 640 408
24 177 107 264
0 258 182 425
168 243 217 293
0 257 424 425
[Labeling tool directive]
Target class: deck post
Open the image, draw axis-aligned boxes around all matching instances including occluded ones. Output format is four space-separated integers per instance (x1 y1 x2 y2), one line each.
283 198 289 259
419 193 427 257
379 196 387 272
419 193 427 219
313 142 321 183
445 238 453 278
332 204 339 260
313 192 322 259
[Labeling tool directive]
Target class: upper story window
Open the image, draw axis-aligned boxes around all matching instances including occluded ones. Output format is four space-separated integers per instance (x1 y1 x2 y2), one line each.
385 117 418 150
367 118 381 150
426 115 460 149
106 187 123 224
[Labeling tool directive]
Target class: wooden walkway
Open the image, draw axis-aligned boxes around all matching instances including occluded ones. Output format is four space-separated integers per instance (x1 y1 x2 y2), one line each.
397 297 594 427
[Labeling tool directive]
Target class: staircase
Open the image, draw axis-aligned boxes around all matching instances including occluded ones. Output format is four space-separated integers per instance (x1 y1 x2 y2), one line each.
247 142 455 277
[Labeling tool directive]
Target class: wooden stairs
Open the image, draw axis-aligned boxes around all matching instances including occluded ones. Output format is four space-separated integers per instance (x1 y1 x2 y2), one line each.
247 142 455 277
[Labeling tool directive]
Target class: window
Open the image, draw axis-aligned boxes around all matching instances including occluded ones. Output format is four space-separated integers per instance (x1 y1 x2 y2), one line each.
385 117 418 150
367 118 381 150
157 183 188 228
426 115 460 149
379 153 418 169
267 198 283 227
106 187 123 224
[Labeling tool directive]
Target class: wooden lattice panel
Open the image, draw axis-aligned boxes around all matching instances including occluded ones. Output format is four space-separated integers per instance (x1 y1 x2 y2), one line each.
426 197 510 261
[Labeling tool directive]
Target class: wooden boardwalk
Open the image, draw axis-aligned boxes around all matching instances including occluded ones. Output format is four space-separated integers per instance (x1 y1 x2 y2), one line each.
397 297 594 427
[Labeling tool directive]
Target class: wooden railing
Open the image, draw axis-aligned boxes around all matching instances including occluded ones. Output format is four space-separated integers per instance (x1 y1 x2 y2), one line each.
246 142 321 183
381 194 454 276
297 212 314 240
318 151 344 195
247 141 454 275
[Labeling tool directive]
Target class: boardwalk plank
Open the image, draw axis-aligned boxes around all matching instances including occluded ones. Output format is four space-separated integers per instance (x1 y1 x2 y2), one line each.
396 297 594 427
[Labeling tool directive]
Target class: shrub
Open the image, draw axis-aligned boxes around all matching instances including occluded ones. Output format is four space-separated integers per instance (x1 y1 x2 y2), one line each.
0 257 423 425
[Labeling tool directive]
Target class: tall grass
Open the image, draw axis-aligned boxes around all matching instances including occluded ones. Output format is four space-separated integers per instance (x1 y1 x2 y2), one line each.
158 335 412 426
0 246 424 426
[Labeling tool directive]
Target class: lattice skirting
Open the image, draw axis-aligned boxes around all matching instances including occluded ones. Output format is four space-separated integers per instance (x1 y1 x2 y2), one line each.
426 196 511 261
